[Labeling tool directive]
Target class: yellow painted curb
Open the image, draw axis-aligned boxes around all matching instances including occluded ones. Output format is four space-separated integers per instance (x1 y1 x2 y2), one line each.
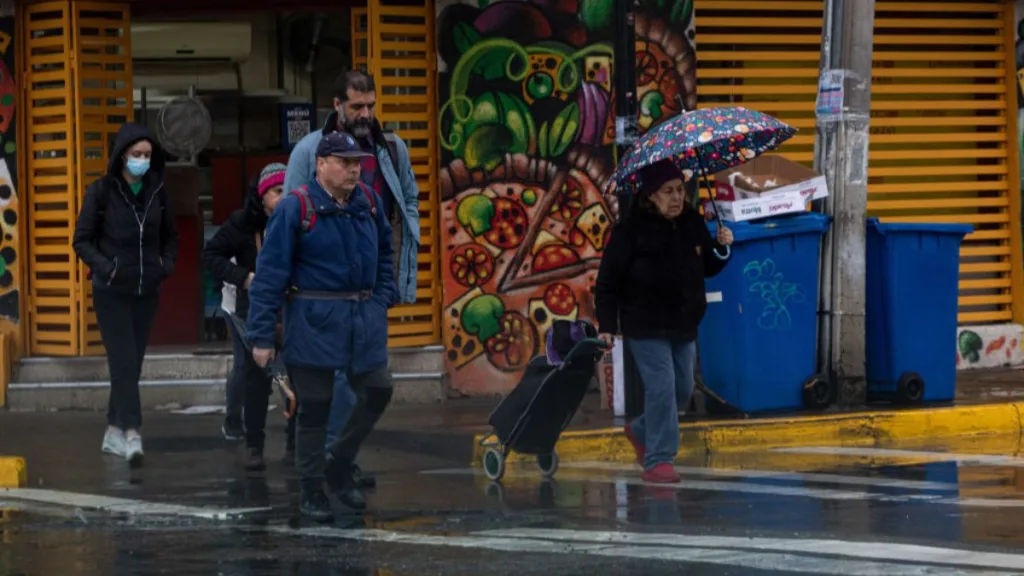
0 457 26 488
472 402 1024 466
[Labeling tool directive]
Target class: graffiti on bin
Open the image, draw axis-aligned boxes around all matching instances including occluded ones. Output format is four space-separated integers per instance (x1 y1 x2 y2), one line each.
743 258 805 331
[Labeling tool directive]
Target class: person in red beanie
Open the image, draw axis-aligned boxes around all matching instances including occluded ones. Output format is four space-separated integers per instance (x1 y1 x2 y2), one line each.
595 159 734 483
203 162 290 470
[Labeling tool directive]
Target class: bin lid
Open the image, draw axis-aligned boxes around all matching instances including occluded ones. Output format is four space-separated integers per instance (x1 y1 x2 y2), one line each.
867 218 973 237
708 212 830 243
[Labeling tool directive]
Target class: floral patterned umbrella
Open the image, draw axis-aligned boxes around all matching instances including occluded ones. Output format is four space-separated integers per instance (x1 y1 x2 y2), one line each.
612 106 797 198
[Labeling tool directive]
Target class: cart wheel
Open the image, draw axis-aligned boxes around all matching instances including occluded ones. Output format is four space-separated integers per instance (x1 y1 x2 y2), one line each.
801 374 835 409
483 447 506 481
537 451 559 478
896 372 925 404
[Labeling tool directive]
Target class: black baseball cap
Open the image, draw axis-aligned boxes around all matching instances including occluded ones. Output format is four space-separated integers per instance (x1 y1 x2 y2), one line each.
316 132 372 159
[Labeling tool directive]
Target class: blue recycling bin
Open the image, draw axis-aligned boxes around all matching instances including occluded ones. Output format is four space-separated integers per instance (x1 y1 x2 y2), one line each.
865 219 972 404
698 213 830 413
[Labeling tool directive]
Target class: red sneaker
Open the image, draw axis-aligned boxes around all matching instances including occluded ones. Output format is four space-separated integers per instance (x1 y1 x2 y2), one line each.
624 424 645 466
641 463 681 484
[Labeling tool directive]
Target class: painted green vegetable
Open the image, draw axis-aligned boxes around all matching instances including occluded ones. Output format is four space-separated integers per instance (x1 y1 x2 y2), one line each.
544 102 580 157
641 91 666 122
958 330 983 363
456 195 495 237
455 92 536 169
461 294 505 342
464 124 512 171
452 22 512 80
579 0 614 32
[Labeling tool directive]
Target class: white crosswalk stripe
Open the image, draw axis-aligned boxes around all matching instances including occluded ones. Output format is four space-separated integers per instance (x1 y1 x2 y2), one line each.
276 526 1022 575
0 488 269 520
427 465 1024 508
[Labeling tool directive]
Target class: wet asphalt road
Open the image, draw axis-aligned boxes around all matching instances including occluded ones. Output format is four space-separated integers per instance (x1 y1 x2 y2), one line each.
4 411 1024 575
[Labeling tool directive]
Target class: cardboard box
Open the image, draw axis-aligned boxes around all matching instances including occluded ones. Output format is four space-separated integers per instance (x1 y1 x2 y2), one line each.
706 155 828 222
704 189 808 223
714 155 828 203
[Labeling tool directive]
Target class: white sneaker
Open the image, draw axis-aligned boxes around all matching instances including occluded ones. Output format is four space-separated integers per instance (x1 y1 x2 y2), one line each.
124 433 144 466
101 427 126 457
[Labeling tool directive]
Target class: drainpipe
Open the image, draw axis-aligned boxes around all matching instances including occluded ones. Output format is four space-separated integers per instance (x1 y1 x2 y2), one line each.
814 0 876 405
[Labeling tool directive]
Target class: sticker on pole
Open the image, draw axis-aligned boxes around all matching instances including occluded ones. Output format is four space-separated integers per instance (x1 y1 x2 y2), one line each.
815 69 845 123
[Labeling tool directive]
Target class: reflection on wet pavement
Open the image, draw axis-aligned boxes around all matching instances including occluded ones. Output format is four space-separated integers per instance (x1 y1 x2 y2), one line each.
4 413 1024 574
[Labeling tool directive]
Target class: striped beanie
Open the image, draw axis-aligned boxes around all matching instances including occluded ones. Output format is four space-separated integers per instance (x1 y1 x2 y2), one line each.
258 163 287 197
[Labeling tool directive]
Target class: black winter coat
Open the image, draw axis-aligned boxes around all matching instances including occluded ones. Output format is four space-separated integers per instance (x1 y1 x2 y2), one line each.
201 180 268 319
72 123 179 296
595 206 730 341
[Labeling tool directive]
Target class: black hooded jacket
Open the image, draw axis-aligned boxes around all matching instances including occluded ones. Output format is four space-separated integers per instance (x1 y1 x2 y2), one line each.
595 205 730 341
72 123 179 296
201 178 268 319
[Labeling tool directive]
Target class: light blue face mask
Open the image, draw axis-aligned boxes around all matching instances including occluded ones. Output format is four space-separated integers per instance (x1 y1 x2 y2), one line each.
125 157 150 178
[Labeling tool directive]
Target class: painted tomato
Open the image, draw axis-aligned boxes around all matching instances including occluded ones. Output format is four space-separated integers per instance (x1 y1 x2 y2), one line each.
549 177 585 221
484 197 529 249
449 243 495 288
485 311 538 371
532 244 580 274
543 282 577 316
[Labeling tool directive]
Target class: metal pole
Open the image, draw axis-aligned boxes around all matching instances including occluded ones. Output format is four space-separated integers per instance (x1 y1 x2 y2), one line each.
613 0 639 219
814 0 875 405
612 0 643 419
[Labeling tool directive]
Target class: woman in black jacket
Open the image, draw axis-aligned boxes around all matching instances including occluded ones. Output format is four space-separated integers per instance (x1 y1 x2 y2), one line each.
595 160 733 483
202 163 288 470
72 123 179 466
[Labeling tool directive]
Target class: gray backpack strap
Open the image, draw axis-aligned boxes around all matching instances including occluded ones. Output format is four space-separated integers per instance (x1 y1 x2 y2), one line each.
291 185 317 233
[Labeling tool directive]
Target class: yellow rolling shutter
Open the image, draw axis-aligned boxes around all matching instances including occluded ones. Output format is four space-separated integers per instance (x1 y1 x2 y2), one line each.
694 0 825 166
351 8 369 72
367 0 441 348
72 3 132 355
20 1 131 356
22 2 79 355
869 0 1023 325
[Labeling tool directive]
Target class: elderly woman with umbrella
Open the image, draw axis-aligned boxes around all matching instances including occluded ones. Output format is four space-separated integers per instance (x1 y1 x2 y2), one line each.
595 107 796 483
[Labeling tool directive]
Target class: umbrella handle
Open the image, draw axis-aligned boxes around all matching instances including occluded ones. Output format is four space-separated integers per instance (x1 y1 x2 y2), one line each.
698 165 731 260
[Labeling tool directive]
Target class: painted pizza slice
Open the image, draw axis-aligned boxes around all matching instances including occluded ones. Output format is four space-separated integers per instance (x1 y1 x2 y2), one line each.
498 167 612 292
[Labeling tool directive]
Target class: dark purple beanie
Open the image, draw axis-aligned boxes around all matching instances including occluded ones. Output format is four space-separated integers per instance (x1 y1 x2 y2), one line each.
639 160 684 197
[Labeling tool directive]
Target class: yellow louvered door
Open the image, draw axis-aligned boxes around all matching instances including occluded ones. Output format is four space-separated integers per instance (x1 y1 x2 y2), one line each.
72 3 132 355
367 0 441 348
21 2 79 355
869 1 1024 325
20 1 131 356
694 0 825 167
351 7 369 72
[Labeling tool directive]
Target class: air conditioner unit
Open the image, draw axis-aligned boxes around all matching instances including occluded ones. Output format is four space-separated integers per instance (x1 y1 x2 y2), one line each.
131 22 251 63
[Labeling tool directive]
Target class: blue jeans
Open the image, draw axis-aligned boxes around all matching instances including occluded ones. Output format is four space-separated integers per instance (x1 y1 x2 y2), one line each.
627 338 697 469
325 370 357 450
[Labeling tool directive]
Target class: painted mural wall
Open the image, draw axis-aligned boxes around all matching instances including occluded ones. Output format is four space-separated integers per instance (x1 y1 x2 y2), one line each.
0 5 20 346
436 0 696 394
